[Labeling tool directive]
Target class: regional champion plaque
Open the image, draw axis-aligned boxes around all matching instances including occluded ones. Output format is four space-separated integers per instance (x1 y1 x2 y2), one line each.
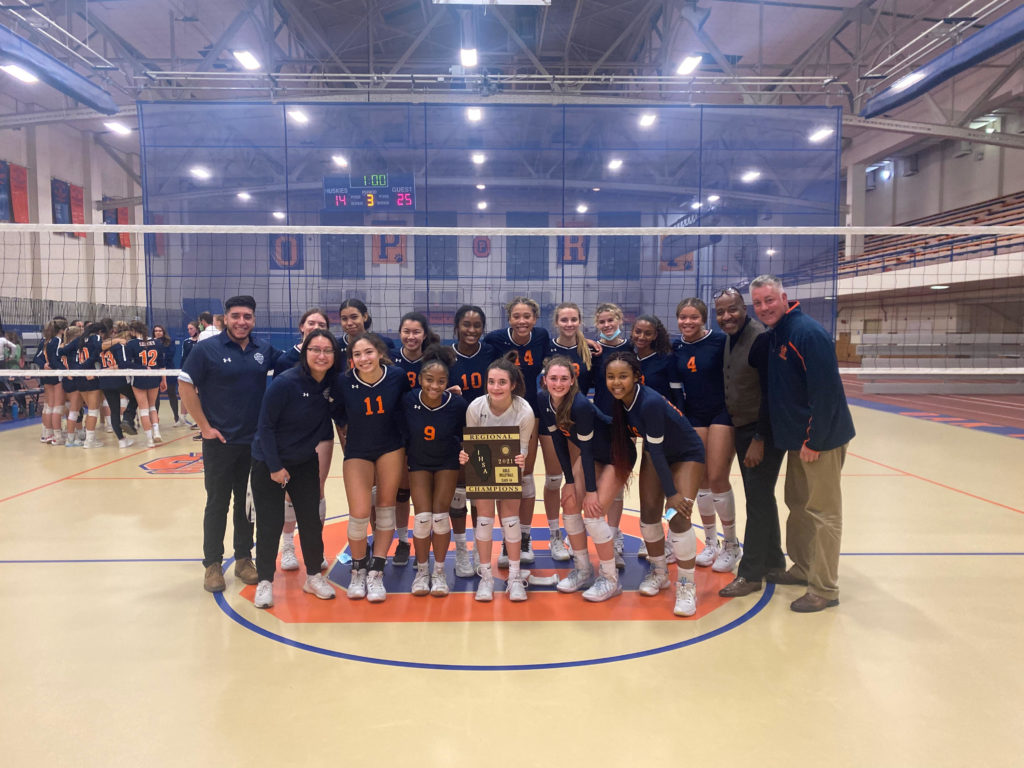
463 426 522 499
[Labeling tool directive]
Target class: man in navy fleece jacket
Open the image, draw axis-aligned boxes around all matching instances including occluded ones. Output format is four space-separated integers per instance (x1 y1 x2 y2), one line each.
750 275 855 613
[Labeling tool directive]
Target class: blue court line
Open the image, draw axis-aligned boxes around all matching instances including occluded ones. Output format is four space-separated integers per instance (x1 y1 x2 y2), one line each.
214 572 775 672
847 396 1024 440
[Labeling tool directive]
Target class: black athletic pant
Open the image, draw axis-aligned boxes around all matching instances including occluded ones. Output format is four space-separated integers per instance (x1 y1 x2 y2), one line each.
252 455 324 582
159 377 180 421
201 439 254 567
101 388 124 439
734 422 787 582
122 387 138 425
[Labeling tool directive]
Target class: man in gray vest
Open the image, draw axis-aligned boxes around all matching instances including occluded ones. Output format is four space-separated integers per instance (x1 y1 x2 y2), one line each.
713 288 789 597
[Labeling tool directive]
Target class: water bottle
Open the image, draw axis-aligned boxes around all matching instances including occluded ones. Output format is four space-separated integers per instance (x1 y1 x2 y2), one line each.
10 403 18 420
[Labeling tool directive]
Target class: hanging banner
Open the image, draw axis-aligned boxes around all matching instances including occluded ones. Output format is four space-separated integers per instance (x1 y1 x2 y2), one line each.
51 178 71 230
102 198 120 247
269 232 303 270
557 228 590 265
69 183 85 238
117 207 131 248
0 161 11 222
9 163 29 223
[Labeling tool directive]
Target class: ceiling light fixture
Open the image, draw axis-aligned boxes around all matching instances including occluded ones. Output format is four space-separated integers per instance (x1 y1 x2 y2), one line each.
189 166 211 180
741 170 761 183
0 64 38 83
809 127 835 143
460 48 478 68
576 203 588 214
471 152 486 164
466 107 482 122
476 201 487 210
607 158 623 170
930 284 950 290
707 194 720 203
237 191 251 201
272 211 286 220
232 50 261 70
690 202 702 210
676 55 702 76
475 183 486 190
639 113 656 128
287 109 309 124
331 154 348 168
103 121 131 135
766 248 777 256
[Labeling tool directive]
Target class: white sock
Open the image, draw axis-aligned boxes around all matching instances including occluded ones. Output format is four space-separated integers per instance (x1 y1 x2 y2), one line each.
574 550 590 572
145 428 153 442
548 519 560 535
454 532 467 545
396 526 409 543
599 559 617 581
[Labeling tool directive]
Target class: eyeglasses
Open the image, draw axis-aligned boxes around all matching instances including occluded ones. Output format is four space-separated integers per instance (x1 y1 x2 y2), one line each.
307 347 335 356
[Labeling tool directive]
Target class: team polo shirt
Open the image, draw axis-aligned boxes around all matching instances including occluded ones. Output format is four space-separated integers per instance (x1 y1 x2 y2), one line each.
673 329 728 421
484 327 551 415
252 366 333 473
541 391 614 492
401 389 468 471
449 341 500 403
180 331 279 445
623 384 705 497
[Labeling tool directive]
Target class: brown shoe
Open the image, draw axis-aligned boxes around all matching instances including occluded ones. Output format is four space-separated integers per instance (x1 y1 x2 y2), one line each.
234 558 259 585
766 567 808 586
718 577 763 598
204 563 226 593
790 592 839 613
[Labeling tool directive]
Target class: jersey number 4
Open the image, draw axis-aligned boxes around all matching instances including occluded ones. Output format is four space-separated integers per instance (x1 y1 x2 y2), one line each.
686 355 697 372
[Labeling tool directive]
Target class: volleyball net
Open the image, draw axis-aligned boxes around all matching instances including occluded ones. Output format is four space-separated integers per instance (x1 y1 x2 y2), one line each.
0 222 1022 399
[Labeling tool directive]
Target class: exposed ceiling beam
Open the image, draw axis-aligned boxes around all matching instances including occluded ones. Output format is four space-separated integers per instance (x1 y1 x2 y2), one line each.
586 0 659 77
844 114 1024 151
94 134 141 187
493 7 553 81
680 4 753 98
196 4 255 73
386 9 442 77
955 48 1024 127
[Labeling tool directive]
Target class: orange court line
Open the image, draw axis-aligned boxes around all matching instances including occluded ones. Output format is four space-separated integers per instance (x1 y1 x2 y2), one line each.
0 433 195 504
849 452 1024 515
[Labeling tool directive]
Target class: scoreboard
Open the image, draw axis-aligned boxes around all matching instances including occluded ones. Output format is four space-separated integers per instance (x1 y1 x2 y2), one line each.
323 172 416 210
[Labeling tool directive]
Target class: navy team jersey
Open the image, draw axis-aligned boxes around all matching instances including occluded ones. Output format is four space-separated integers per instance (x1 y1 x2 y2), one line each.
59 337 80 392
449 341 500 404
548 340 596 396
75 334 103 392
541 392 621 493
99 342 129 390
180 337 197 368
591 339 633 414
155 341 175 375
401 389 468 471
394 349 423 390
330 364 411 461
273 344 302 377
125 337 162 390
623 384 705 498
638 351 679 402
484 327 551 415
673 330 729 423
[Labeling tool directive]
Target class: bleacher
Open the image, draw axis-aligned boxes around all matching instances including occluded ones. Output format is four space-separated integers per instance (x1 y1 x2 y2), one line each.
839 190 1024 277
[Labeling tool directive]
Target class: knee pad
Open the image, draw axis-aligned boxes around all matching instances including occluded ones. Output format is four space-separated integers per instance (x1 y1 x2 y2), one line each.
396 487 411 503
669 527 697 560
66 411 78 423
640 521 666 543
149 406 158 414
450 487 466 509
501 517 522 544
413 512 432 538
318 497 326 524
53 405 65 415
284 500 296 524
42 405 52 416
119 397 128 409
584 516 613 545
432 513 451 535
475 516 494 543
521 475 536 498
564 512 585 537
375 505 396 529
544 475 562 492
348 515 369 541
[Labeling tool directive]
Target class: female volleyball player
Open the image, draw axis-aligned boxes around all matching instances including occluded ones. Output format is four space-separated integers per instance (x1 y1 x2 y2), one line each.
98 323 133 449
402 345 467 597
390 311 442 566
605 350 705 617
152 325 181 427
180 321 199 427
447 304 499 576
329 333 411 603
460 353 534 602
251 329 340 608
541 357 633 602
630 314 678 400
675 298 740 572
337 298 396 358
58 325 84 446
125 321 164 448
273 308 332 572
590 302 633 567
76 322 107 448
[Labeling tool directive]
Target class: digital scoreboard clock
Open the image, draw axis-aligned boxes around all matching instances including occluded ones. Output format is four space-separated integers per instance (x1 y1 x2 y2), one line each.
323 172 416 210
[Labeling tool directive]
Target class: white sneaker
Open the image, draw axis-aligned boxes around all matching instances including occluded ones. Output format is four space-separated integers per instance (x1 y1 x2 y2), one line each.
613 536 625 570
146 437 156 448
454 544 474 577
497 543 509 568
638 567 670 596
254 580 274 608
520 534 535 565
65 436 80 448
411 564 431 596
637 538 649 559
118 438 134 449
173 419 187 428
104 423 113 433
280 536 299 571
431 566 449 596
184 415 197 427
82 437 104 449
556 566 593 593
303 572 336 600
152 431 163 444
475 567 494 602
506 574 528 602
583 575 623 602
696 541 719 567
712 540 742 573
549 531 571 562
673 580 697 617
366 570 386 602
347 568 367 600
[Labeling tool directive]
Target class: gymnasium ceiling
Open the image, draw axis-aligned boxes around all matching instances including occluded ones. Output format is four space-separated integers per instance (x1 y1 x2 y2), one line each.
0 0 1022 168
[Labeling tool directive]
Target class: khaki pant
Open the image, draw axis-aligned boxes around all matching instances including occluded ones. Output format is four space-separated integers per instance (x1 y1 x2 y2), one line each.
783 443 848 600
